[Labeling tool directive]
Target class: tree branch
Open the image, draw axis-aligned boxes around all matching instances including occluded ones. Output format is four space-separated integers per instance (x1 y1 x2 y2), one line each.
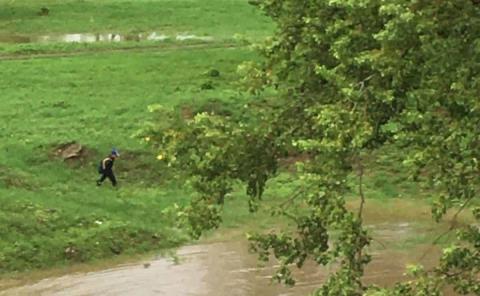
418 195 475 261
278 184 315 209
357 155 366 221
355 154 367 288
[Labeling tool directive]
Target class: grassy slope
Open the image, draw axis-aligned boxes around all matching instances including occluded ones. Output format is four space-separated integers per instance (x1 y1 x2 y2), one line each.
0 45 262 273
0 0 274 275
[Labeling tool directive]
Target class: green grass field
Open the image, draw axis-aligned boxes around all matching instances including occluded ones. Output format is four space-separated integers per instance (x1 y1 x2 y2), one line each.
0 0 275 274
0 0 273 38
0 43 262 272
0 0 273 56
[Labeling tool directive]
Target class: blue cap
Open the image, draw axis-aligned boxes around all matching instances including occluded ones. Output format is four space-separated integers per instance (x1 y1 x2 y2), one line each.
111 148 120 156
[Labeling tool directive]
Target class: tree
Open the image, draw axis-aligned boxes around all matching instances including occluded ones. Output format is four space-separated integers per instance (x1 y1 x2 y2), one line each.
145 0 480 294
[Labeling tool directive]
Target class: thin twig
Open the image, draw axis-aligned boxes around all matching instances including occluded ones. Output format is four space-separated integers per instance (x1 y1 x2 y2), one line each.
358 74 375 92
357 155 366 221
281 210 299 223
279 184 316 209
371 238 387 250
451 195 474 222
418 195 475 261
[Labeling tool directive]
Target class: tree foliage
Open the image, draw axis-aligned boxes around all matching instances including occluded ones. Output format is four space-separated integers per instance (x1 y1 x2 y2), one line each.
144 0 480 294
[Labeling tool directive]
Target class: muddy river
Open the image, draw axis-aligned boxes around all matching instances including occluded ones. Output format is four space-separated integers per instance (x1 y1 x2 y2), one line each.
1 222 447 296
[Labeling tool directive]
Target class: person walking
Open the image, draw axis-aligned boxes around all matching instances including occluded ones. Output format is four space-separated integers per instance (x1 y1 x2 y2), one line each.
97 149 120 187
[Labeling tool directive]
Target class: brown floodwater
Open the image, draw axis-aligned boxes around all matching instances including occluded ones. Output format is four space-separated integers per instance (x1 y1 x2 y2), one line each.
0 33 213 44
1 222 449 296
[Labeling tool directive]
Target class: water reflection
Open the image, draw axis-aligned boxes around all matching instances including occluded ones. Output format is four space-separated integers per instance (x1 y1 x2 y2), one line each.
0 33 212 44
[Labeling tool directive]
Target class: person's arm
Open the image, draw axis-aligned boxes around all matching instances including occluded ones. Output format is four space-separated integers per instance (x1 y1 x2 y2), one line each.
102 158 110 170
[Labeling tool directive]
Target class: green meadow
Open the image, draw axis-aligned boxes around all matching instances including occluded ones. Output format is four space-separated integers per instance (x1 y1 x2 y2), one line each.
0 43 263 272
0 0 273 38
0 0 275 275
0 0 273 56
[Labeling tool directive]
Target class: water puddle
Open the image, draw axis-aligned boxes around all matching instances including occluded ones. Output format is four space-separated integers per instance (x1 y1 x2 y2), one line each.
0 33 213 44
1 222 452 296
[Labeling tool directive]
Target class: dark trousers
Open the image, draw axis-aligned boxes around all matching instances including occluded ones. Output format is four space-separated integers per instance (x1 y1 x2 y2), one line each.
98 171 117 186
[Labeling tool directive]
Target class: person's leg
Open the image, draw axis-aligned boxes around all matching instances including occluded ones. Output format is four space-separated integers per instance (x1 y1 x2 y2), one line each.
97 173 107 185
107 172 117 186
